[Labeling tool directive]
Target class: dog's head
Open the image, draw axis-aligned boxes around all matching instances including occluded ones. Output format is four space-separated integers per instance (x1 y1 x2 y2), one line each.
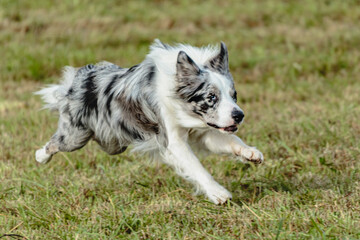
176 42 244 133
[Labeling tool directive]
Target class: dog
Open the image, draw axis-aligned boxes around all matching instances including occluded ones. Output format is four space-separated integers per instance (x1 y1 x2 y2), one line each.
35 40 264 204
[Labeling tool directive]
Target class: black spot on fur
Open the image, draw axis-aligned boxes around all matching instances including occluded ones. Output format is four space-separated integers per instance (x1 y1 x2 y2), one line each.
118 120 144 141
117 93 160 137
200 103 209 112
65 105 84 129
128 64 139 72
135 111 159 134
69 111 85 129
104 75 119 96
67 88 73 96
64 104 70 114
188 93 205 103
118 120 131 136
193 109 203 116
81 72 98 116
69 112 74 126
59 135 65 143
106 92 114 116
175 85 187 94
74 119 85 129
192 81 205 94
185 82 207 102
131 130 144 141
107 146 128 155
146 66 155 83
121 64 139 79
119 146 127 153
85 64 94 70
210 61 217 70
76 64 95 77
177 82 208 103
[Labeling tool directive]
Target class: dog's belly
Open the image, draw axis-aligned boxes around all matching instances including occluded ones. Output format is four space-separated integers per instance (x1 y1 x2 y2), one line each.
92 136 127 155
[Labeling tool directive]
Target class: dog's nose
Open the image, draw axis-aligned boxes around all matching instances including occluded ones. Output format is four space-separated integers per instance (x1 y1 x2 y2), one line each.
232 109 244 124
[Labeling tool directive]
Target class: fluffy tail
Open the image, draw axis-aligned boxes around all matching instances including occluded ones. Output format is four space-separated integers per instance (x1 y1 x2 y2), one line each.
35 66 76 111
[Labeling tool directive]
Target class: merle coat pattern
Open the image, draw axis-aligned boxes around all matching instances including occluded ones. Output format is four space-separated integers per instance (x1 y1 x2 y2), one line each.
36 40 264 204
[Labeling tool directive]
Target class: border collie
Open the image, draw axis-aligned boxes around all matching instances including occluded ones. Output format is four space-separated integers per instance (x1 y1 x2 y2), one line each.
35 40 264 204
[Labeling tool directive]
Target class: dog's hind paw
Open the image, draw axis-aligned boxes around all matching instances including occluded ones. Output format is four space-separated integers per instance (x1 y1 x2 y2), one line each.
35 147 52 164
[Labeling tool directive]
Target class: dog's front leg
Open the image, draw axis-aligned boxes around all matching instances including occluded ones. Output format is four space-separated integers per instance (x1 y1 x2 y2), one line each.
163 134 232 204
201 131 264 164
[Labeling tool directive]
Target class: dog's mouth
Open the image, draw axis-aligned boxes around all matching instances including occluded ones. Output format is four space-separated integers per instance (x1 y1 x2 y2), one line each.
207 123 238 133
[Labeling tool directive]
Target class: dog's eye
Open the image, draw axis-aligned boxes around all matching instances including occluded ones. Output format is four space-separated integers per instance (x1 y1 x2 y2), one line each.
232 91 237 102
208 93 218 103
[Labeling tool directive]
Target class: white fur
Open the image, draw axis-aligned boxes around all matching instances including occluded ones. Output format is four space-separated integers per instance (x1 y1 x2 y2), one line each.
35 145 52 164
35 40 264 204
34 67 76 111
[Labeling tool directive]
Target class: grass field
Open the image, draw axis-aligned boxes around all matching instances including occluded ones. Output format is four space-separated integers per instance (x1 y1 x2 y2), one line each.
1 0 360 239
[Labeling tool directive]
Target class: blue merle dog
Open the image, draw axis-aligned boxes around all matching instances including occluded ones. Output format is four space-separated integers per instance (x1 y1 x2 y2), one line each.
36 40 264 204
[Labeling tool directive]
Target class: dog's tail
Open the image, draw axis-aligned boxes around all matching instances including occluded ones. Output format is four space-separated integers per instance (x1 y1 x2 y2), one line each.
35 66 76 111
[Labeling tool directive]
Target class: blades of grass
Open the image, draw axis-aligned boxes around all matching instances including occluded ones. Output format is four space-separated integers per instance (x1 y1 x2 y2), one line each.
0 234 27 240
22 204 50 223
106 192 116 218
278 140 296 156
13 178 45 189
310 217 326 240
275 218 284 240
8 221 23 233
119 205 139 239
59 152 75 169
237 201 261 221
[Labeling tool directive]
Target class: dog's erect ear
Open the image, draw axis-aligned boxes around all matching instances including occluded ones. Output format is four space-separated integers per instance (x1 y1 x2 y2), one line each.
176 51 201 77
176 51 206 102
205 42 229 74
153 39 171 50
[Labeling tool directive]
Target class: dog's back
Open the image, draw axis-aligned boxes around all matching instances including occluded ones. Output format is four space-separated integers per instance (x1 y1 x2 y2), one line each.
35 59 165 163
35 40 264 204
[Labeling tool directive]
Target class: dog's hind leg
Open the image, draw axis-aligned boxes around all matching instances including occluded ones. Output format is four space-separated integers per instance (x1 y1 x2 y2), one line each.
35 118 93 164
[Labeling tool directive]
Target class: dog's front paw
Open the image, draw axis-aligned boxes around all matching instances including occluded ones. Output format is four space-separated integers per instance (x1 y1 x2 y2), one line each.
204 183 232 205
235 147 264 164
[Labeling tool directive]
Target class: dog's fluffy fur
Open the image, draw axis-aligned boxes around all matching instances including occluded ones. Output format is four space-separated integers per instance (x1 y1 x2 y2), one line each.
35 40 263 204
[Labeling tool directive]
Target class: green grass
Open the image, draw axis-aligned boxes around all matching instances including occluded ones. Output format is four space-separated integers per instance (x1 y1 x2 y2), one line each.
1 0 360 239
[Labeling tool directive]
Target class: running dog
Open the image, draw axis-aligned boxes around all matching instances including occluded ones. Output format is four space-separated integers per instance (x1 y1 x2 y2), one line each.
35 40 264 204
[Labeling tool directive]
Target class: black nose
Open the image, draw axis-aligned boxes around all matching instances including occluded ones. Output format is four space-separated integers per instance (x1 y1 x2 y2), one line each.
232 109 244 124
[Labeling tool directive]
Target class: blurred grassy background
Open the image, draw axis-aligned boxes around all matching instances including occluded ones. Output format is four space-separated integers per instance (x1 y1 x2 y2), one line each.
1 0 360 239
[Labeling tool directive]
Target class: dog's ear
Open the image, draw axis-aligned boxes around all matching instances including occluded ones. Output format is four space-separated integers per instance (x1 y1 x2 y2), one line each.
176 51 206 102
153 39 171 50
176 51 201 77
205 42 229 74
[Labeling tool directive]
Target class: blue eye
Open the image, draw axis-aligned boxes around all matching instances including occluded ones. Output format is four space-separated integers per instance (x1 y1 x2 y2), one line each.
208 93 217 102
